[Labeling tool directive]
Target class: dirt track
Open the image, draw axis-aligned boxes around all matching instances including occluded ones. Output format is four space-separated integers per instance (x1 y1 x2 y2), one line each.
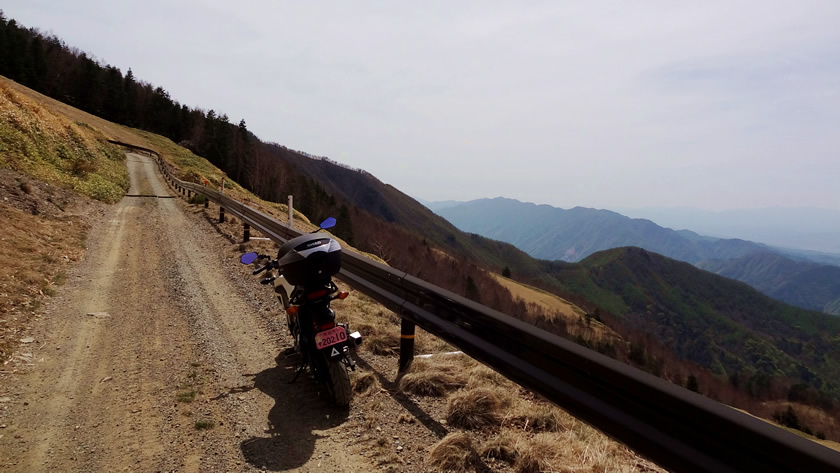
0 153 372 472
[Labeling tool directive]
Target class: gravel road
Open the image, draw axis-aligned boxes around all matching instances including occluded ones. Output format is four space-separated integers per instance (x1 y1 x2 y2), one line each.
0 153 373 472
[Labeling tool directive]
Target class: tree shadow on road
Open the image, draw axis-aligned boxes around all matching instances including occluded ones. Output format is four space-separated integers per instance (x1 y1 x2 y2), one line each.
239 351 349 471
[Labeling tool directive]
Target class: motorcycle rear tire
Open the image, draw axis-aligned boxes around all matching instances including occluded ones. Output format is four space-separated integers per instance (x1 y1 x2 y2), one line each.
327 358 352 407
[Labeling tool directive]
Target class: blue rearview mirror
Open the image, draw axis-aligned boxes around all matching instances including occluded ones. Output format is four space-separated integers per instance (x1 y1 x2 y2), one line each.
240 252 259 265
320 217 336 230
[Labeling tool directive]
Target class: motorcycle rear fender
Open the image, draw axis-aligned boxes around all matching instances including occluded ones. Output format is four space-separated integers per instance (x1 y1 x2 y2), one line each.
273 275 295 309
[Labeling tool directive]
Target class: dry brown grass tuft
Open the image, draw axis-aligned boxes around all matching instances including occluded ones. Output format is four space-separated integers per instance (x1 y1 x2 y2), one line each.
468 363 512 388
364 331 400 356
446 386 509 429
514 432 566 473
511 402 569 433
398 358 467 397
0 198 90 363
480 430 521 464
426 432 480 472
351 370 380 396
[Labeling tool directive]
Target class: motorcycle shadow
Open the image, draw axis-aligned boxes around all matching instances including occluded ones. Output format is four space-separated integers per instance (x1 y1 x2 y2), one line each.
240 351 350 471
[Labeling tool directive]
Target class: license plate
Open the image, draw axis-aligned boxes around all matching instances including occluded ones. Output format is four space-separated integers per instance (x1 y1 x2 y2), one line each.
315 326 348 350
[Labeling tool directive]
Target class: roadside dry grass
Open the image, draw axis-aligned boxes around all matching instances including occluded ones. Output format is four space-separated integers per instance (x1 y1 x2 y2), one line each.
0 173 94 363
399 358 468 397
428 432 480 472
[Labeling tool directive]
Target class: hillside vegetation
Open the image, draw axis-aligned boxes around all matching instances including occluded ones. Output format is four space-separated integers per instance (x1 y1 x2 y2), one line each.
0 81 128 202
698 252 840 315
545 248 840 396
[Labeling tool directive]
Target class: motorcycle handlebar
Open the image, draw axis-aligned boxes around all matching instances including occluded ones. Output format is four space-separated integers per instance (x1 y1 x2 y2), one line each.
253 260 275 275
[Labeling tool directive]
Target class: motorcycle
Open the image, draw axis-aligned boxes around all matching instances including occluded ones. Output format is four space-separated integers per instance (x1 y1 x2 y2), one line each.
240 217 362 407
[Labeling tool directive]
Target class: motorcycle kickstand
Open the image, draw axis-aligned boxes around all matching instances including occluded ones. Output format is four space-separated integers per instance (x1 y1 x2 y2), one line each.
290 361 308 384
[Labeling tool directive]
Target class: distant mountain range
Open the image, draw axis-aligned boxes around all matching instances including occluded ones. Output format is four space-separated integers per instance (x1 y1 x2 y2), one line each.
415 198 465 212
617 206 840 254
434 197 777 263
433 197 840 315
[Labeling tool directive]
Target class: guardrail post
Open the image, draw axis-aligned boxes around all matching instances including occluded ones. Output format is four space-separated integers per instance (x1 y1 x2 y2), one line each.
204 199 209 209
399 318 415 372
219 207 225 223
243 223 250 242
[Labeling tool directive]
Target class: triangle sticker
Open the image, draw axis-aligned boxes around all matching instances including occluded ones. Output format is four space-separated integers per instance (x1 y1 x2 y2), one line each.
331 347 340 357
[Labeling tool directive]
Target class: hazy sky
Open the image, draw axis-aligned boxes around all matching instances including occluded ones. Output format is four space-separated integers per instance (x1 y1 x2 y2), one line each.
5 1 840 210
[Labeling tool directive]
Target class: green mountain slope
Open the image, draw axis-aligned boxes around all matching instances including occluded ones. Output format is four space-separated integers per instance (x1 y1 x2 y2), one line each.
698 252 840 316
545 247 840 395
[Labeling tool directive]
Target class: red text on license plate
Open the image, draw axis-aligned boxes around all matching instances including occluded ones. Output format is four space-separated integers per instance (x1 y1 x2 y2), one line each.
315 326 347 350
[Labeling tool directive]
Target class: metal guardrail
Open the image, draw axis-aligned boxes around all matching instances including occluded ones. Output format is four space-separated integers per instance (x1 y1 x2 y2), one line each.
117 143 840 473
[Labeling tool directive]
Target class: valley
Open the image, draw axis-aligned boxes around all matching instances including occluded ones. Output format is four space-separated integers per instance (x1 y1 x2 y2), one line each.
435 197 840 316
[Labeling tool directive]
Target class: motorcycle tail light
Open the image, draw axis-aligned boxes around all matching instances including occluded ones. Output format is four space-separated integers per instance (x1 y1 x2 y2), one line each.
320 322 335 330
287 306 299 315
307 289 328 300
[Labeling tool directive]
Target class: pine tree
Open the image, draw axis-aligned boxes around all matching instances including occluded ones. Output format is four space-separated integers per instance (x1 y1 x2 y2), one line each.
687 375 700 393
465 275 480 302
335 204 355 246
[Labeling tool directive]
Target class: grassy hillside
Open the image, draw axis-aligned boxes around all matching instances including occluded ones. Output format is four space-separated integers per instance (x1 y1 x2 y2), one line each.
0 79 128 202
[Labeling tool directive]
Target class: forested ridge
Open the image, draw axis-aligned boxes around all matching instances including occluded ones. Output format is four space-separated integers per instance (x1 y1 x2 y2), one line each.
4 12 840 440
